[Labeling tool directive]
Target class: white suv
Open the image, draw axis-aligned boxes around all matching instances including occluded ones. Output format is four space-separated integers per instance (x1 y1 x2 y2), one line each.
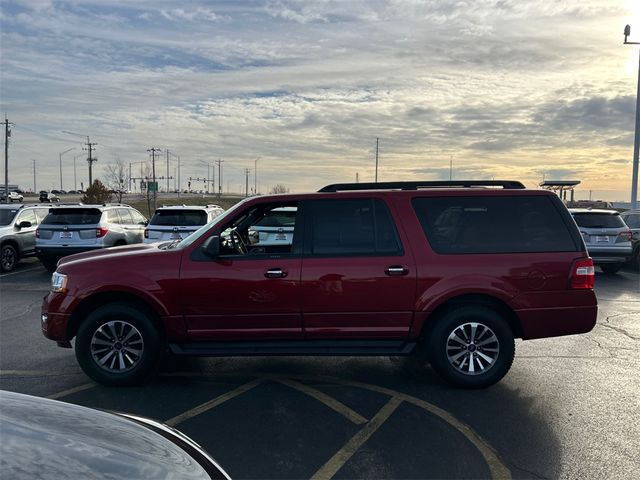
144 205 224 244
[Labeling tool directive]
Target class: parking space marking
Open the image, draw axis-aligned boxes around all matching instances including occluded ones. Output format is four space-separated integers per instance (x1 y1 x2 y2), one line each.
47 382 96 400
275 378 368 425
311 396 403 480
165 378 263 427
0 266 43 278
329 378 512 480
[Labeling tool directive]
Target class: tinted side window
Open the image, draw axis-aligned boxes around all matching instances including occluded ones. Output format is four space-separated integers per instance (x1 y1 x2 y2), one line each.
16 209 36 225
106 210 120 224
623 214 640 228
131 210 147 225
412 196 578 254
309 198 402 255
117 208 133 224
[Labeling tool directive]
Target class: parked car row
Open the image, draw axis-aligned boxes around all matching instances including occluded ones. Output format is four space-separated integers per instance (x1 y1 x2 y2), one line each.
0 203 226 272
0 191 24 202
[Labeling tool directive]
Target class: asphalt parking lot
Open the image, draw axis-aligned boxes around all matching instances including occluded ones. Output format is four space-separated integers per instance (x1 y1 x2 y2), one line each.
1 258 638 479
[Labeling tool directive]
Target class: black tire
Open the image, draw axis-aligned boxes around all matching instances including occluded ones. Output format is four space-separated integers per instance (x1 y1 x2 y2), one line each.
427 306 515 389
75 303 163 386
41 258 58 273
601 263 622 275
1 244 18 273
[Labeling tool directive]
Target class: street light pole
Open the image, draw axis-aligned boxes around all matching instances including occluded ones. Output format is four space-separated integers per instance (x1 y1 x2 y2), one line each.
624 24 640 209
254 157 259 194
59 148 74 191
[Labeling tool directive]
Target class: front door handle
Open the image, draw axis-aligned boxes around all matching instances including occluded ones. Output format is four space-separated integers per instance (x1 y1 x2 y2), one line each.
265 268 288 278
385 266 409 276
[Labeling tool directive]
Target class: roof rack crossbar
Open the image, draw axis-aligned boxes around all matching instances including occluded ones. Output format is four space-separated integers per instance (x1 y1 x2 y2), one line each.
318 180 526 192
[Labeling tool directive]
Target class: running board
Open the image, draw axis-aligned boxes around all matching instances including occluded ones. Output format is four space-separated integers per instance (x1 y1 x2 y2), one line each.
169 340 417 357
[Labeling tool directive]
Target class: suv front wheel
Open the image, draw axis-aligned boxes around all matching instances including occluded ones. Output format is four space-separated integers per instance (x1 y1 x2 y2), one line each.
75 303 162 386
427 306 515 389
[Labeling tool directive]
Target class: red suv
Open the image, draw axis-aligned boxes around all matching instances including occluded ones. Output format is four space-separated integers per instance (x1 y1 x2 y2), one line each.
41 181 597 388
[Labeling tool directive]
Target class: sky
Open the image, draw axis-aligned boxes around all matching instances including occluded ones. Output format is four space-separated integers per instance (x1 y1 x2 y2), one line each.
1 0 639 200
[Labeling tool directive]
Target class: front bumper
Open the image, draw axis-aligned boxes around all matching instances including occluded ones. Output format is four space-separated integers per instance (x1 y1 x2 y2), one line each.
41 294 70 342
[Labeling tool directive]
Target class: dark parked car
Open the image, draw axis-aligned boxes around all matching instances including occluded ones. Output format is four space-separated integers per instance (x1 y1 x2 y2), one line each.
620 209 640 269
39 191 60 203
41 180 597 388
0 390 230 480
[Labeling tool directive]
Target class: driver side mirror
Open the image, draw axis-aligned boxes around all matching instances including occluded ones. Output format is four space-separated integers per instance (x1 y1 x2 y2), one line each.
17 221 32 229
201 235 220 257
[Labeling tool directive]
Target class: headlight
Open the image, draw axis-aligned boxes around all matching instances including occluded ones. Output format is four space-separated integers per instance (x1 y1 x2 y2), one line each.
51 272 68 292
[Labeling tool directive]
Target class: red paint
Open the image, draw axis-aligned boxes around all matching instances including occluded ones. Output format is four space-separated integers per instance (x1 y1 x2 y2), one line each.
41 188 597 351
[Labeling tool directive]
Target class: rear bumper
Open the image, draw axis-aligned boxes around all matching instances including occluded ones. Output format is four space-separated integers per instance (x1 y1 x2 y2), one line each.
516 304 598 340
587 246 632 264
36 246 102 263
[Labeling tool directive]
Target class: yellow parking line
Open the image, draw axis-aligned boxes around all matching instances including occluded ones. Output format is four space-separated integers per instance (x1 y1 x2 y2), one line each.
165 378 262 427
276 378 368 425
47 382 96 400
311 396 403 480
332 378 512 480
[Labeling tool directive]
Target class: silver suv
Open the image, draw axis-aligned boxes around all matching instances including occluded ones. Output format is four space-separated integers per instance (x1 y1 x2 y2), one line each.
36 204 148 271
143 205 224 244
569 208 633 274
0 204 50 272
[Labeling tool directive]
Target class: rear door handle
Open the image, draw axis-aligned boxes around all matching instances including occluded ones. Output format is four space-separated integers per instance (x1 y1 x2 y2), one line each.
265 268 288 278
385 266 409 276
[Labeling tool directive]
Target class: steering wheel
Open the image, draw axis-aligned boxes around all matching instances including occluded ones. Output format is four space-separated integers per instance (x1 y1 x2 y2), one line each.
229 228 248 255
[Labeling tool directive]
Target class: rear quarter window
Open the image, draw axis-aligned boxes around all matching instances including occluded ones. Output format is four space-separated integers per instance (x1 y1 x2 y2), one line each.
412 195 579 254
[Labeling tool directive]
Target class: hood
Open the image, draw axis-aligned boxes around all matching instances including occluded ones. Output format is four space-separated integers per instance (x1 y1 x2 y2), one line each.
0 390 229 480
58 243 157 266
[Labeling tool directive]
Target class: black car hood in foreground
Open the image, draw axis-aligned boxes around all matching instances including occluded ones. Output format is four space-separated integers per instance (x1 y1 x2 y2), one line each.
0 390 229 480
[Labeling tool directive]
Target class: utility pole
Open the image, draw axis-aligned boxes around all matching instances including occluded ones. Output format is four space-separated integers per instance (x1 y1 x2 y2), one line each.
32 159 36 193
215 159 224 196
375 137 379 183
624 25 640 209
449 156 453 181
245 168 250 197
356 172 359 183
4 117 13 203
147 147 161 209
83 137 98 186
254 157 259 195
59 148 74 191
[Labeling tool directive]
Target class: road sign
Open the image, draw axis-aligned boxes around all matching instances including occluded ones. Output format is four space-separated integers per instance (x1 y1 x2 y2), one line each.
148 181 158 192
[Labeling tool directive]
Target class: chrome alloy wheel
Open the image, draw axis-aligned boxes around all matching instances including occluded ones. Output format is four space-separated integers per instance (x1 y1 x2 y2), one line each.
90 321 144 373
446 322 500 376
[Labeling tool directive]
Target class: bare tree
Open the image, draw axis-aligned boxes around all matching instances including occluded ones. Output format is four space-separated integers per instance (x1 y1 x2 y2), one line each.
269 184 289 194
104 156 130 203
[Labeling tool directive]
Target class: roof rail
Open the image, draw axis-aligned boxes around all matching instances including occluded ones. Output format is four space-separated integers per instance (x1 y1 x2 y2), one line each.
318 180 526 192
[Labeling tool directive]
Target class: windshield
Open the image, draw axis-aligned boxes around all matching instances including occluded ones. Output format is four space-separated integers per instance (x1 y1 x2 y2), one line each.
0 209 18 226
175 198 250 249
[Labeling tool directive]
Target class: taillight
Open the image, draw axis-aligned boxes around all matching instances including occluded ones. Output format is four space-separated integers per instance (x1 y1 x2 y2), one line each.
619 230 632 241
35 228 40 238
96 227 109 238
144 228 149 239
570 257 595 289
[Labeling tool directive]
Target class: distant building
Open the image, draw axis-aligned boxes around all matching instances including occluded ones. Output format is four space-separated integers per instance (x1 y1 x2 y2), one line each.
540 180 581 202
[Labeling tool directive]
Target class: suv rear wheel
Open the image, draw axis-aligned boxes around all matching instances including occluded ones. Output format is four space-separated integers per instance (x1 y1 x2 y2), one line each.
601 263 622 274
1 244 18 272
75 303 162 386
427 306 515 388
